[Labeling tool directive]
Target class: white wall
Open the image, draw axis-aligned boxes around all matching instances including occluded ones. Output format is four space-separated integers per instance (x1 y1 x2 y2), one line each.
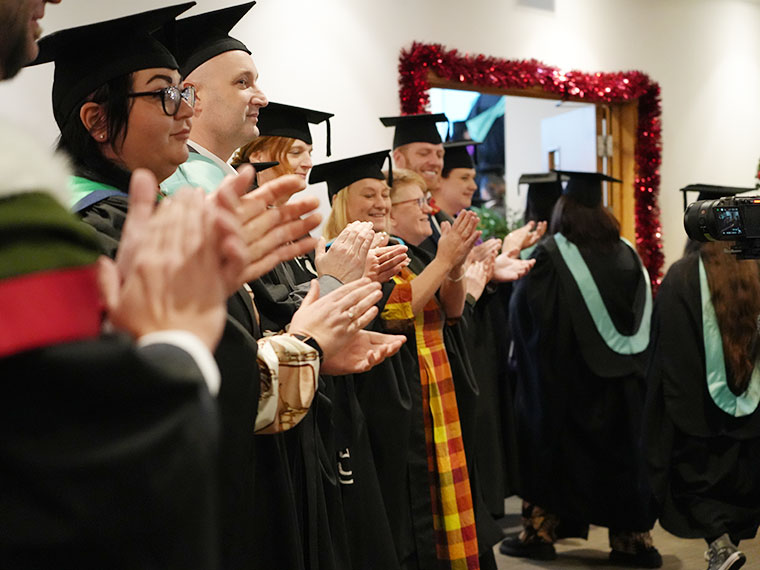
504 98 596 218
540 105 597 175
2 0 759 267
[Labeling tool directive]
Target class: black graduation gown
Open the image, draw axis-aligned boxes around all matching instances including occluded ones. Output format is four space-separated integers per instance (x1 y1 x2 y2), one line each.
252 253 321 333
254 257 395 570
463 282 522 516
75 174 305 569
0 334 218 569
510 236 656 531
353 278 435 570
644 253 760 540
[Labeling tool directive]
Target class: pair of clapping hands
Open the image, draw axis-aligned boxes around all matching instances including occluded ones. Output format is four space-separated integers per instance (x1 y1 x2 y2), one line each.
315 221 410 284
97 166 406 375
463 220 546 300
292 221 409 375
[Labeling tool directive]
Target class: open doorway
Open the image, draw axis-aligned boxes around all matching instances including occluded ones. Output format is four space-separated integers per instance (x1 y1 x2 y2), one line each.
429 88 598 228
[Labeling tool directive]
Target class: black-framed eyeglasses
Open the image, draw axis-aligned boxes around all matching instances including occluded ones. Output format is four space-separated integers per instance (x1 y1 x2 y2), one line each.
127 85 196 116
391 196 430 208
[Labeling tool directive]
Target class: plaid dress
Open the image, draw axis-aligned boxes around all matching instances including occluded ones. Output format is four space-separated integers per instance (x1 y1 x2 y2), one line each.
388 268 481 569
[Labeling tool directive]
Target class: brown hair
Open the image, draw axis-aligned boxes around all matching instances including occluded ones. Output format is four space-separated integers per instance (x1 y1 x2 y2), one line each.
549 195 620 249
232 135 297 178
701 241 760 394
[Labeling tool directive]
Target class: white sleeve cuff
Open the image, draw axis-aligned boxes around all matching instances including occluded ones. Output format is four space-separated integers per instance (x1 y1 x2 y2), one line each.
137 330 221 396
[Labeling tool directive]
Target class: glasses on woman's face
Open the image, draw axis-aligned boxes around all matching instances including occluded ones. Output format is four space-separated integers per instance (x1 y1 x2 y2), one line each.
391 195 430 208
127 85 196 116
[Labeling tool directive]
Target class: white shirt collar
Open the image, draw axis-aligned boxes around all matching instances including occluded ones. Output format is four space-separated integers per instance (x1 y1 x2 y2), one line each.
188 140 238 177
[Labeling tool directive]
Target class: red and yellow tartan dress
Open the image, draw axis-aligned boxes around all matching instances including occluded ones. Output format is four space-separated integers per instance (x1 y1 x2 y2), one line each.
385 267 481 569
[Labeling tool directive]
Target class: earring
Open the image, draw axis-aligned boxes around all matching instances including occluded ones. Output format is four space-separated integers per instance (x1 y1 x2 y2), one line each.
99 134 105 140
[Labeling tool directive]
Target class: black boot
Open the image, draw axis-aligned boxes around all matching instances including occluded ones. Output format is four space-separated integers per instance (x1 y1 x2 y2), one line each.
499 536 557 561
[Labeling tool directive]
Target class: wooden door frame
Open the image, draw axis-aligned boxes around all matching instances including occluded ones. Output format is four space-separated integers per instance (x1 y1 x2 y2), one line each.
598 102 639 243
398 42 664 286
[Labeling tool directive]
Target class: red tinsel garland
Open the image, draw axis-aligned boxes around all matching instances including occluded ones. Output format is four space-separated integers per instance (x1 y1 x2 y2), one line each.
398 42 664 288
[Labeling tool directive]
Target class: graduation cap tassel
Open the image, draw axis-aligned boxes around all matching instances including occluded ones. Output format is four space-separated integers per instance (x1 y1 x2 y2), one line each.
325 118 332 157
386 153 393 187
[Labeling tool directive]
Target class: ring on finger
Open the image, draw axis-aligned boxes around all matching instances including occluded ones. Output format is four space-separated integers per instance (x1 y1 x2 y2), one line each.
347 308 356 320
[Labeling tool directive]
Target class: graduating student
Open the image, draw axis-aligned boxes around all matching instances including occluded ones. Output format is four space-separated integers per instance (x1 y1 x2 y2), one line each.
233 101 332 185
161 1 267 194
159 7 403 569
645 184 760 570
503 171 661 568
230 101 346 330
433 140 480 219
28 3 197 254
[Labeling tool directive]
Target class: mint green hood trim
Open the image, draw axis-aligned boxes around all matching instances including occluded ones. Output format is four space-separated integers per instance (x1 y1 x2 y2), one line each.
699 255 760 417
554 232 651 355
161 153 226 195
68 176 121 208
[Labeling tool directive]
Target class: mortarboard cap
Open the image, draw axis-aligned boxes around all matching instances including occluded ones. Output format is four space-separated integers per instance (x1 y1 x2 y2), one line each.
679 183 756 210
518 172 562 186
257 102 334 156
380 113 448 149
553 170 621 208
443 141 480 171
169 1 255 78
518 172 562 223
28 3 195 131
231 161 279 191
309 150 392 201
231 160 279 172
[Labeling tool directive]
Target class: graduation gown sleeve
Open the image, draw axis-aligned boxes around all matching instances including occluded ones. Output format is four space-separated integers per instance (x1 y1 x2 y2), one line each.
0 334 219 570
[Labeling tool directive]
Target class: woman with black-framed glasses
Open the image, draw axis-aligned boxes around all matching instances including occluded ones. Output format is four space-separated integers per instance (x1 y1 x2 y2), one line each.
31 3 198 256
127 84 196 117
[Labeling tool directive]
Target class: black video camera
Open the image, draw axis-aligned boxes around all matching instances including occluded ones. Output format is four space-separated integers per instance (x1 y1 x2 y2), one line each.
684 194 760 259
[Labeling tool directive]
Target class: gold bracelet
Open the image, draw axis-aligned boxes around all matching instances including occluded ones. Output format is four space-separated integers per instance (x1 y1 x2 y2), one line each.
447 271 465 282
